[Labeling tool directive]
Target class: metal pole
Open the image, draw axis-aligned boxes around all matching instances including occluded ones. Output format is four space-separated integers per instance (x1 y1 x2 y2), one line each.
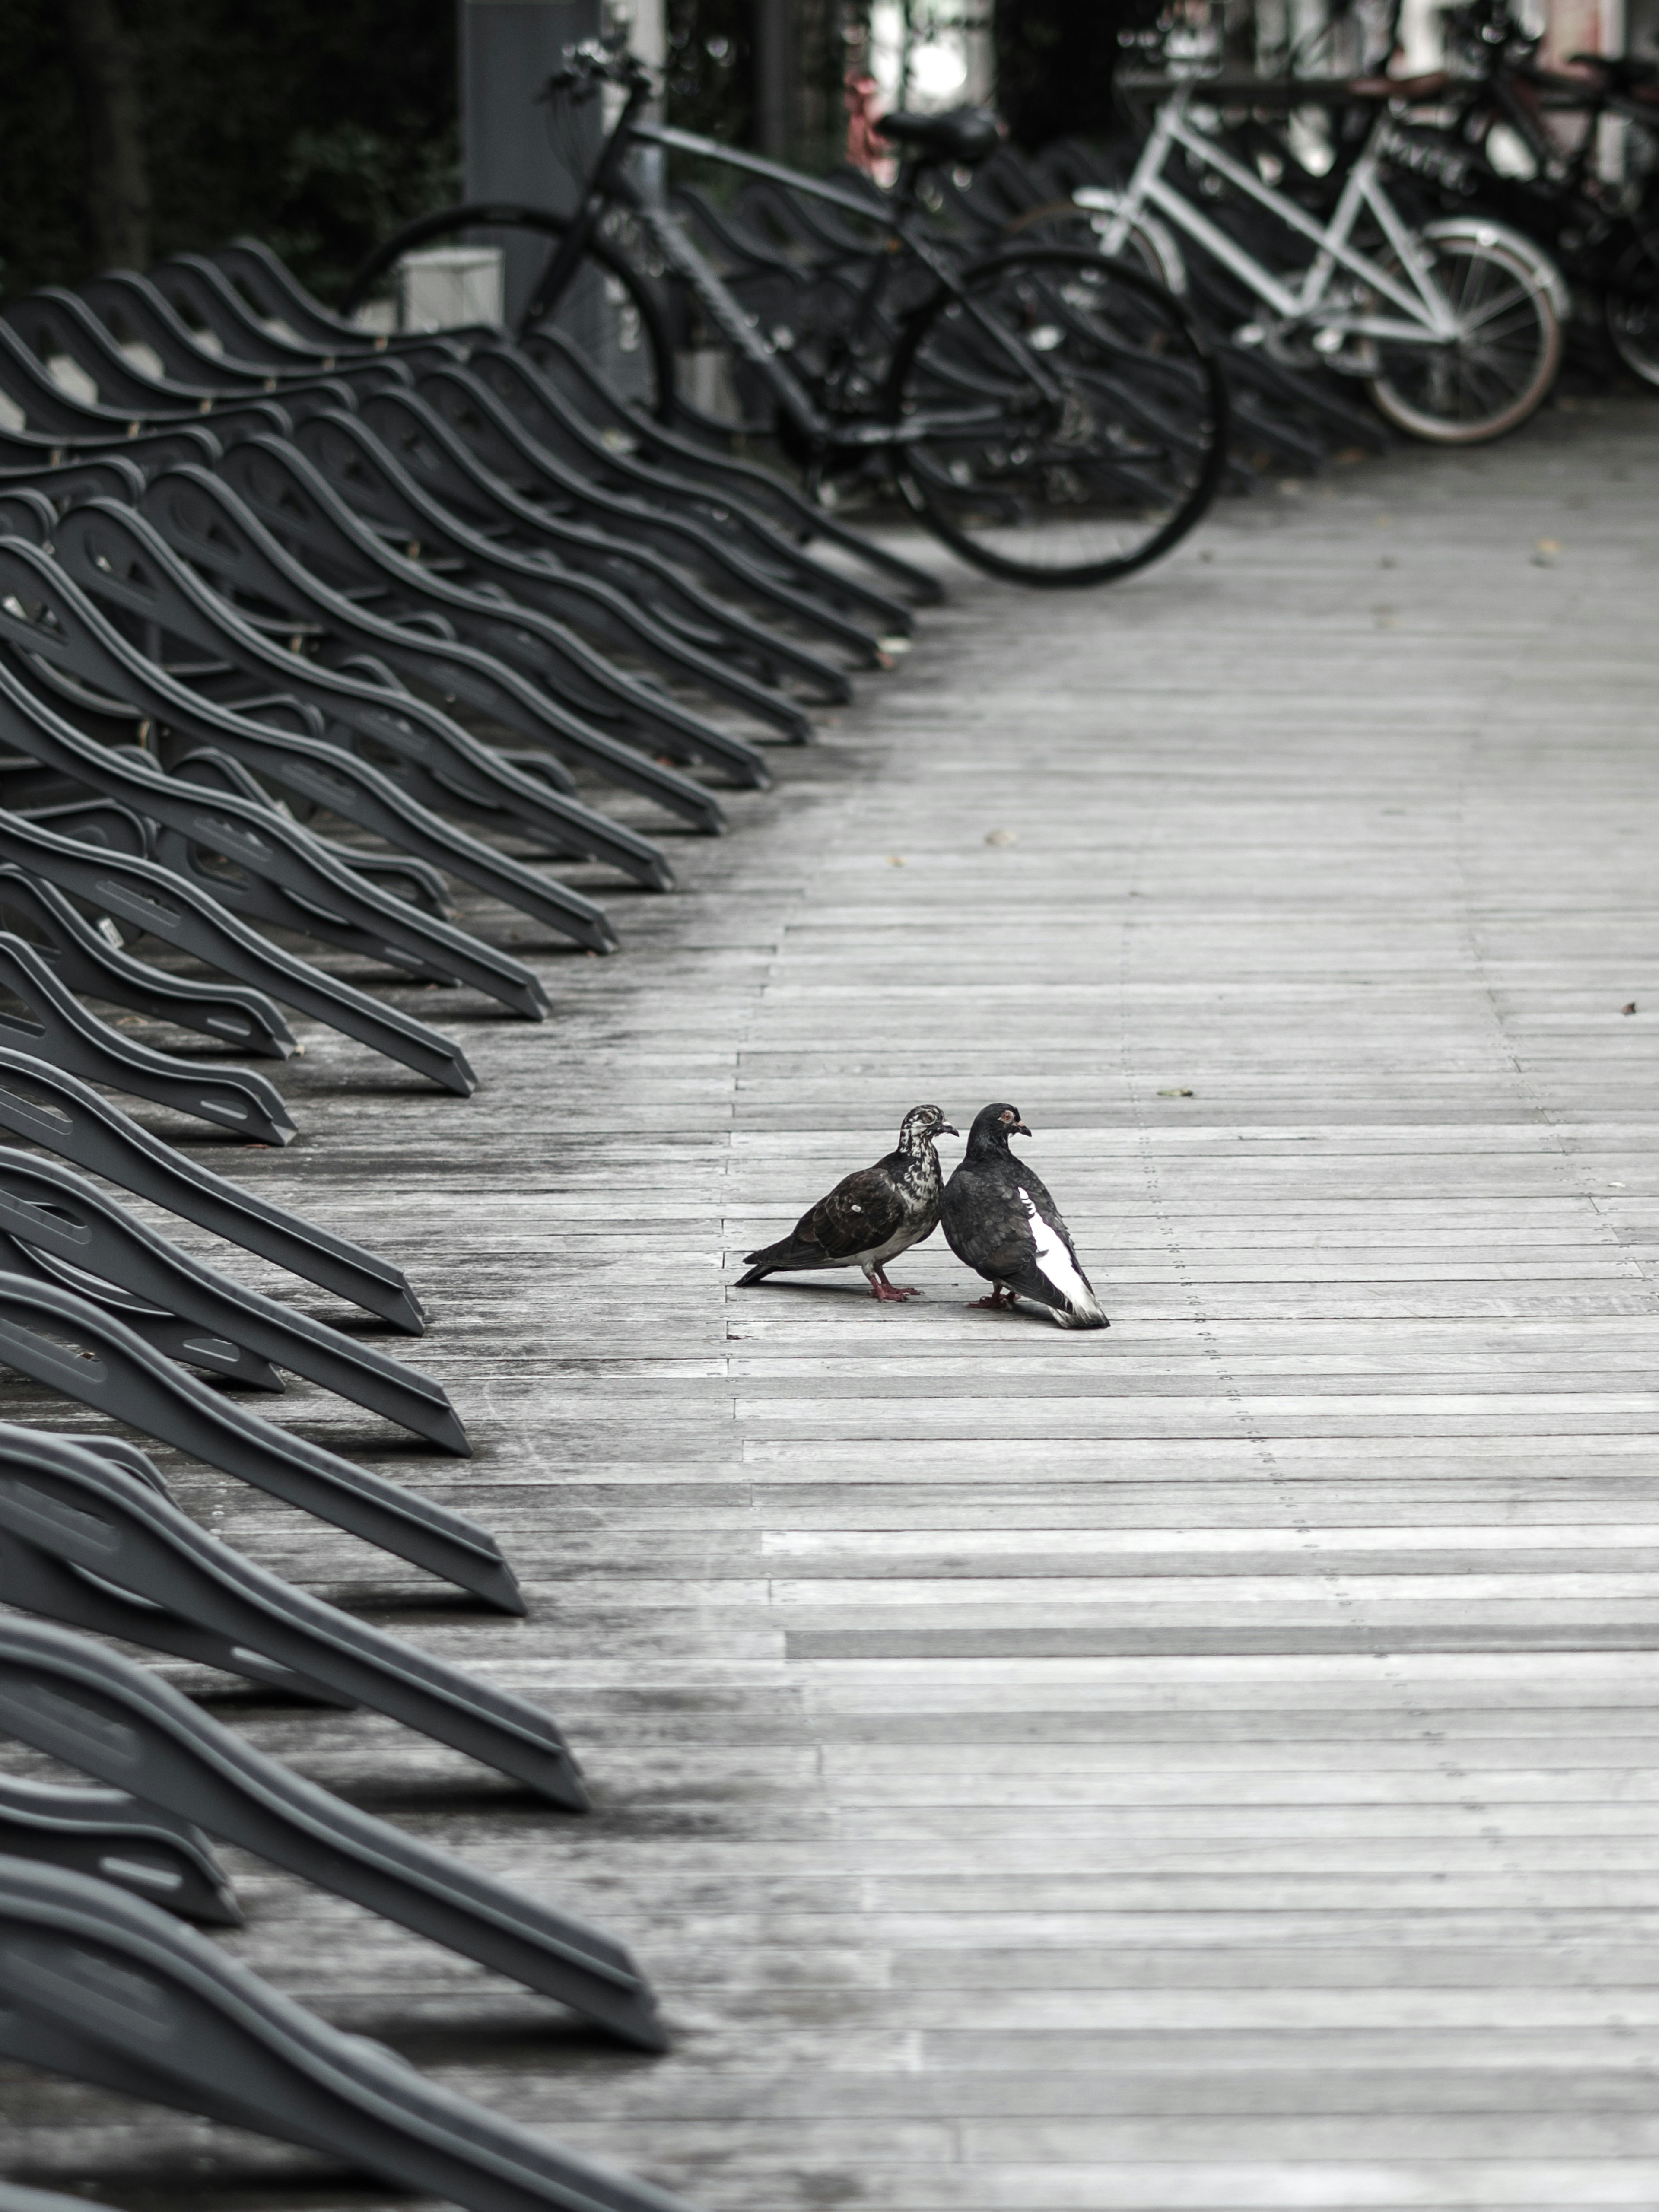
754 0 795 160
461 0 603 326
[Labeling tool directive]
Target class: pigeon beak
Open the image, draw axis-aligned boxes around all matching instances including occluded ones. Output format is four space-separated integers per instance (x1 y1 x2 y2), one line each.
1012 1119 1032 1136
940 1122 960 1138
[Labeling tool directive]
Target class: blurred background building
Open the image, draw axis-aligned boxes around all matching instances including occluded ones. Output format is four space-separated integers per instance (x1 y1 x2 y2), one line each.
2 0 1655 308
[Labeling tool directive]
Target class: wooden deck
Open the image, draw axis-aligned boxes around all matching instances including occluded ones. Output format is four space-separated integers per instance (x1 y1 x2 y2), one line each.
6 392 1659 2211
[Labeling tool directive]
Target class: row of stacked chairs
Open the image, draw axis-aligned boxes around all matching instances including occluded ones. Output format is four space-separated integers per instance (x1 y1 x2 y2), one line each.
0 239 933 2212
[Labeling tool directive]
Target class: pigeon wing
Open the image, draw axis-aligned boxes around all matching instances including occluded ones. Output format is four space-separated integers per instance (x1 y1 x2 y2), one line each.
941 1163 1036 1282
944 1162 1100 1317
740 1161 906 1279
1010 1166 1095 1292
806 1166 906 1259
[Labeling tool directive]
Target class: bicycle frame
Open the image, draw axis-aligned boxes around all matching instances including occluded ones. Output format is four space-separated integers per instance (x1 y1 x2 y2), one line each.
523 72 1067 454
1101 87 1465 345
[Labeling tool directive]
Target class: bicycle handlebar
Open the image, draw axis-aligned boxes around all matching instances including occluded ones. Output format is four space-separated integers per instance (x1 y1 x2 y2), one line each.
540 39 654 101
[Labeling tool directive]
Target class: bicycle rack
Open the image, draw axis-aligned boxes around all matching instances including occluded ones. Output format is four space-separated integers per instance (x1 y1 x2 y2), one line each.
0 865 297 1060
0 488 59 544
0 577 550 1025
522 318 945 603
0 1247 281 1396
1 2177 136 2212
0 424 220 491
151 253 468 381
79 267 367 395
171 747 453 915
34 442 739 827
0 1276 519 1609
0 1624 661 2040
45 496 656 914
220 426 769 795
343 378 888 663
0 319 290 449
155 443 727 839
130 473 681 890
1 291 275 426
0 515 617 950
294 388 827 740
0 1426 584 1802
289 404 814 761
0 780 482 1098
213 235 495 358
0 1149 468 1447
0 1047 425 1334
398 364 839 721
0 1770 238 1925
47 281 381 426
463 344 917 636
0 929 297 1147
0 1862 690 2204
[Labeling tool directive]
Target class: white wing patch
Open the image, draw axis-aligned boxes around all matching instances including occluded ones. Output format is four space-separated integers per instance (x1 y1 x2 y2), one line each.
1017 1185 1101 1316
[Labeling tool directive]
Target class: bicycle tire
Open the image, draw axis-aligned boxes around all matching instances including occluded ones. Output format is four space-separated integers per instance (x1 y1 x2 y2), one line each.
337 201 678 419
1364 228 1561 444
1605 227 1659 388
887 246 1228 589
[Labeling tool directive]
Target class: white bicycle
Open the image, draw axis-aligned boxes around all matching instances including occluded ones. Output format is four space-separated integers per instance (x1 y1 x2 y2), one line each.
1039 77 1567 443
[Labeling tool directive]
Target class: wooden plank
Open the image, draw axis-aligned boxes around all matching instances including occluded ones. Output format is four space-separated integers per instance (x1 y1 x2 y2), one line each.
6 396 1659 2211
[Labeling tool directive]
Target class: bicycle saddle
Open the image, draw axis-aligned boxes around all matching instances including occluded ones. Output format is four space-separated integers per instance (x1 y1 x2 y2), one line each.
1570 50 1659 95
874 106 1004 165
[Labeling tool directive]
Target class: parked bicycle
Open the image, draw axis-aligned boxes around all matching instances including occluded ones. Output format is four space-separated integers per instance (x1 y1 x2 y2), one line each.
341 43 1229 589
1014 70 1567 442
1351 0 1659 387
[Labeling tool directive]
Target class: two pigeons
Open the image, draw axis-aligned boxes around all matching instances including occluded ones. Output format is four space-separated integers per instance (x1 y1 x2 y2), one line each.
737 1103 1107 1329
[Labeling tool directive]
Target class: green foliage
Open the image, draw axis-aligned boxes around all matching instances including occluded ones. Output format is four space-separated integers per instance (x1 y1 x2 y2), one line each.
0 2 86 292
0 0 458 301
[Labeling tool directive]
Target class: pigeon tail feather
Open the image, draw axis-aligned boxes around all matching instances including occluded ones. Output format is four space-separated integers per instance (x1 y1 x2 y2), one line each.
738 1235 830 1285
992 1257 1110 1327
1015 1186 1109 1329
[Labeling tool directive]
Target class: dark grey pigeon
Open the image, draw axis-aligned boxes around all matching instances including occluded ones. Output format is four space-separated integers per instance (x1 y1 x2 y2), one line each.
737 1105 958 1301
941 1103 1108 1329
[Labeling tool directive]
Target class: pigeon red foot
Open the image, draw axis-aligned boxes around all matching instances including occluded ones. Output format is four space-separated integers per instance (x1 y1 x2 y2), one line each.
971 1285 1019 1309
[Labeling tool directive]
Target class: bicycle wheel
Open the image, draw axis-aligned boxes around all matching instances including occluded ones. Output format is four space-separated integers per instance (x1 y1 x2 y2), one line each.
1606 228 1659 388
337 201 677 417
887 247 1228 588
1365 228 1562 443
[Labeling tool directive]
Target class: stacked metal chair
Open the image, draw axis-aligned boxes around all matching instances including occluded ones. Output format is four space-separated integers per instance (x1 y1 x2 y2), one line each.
0 237 932 2207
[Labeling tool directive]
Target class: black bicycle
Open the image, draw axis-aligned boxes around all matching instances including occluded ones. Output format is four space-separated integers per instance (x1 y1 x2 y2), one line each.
341 44 1228 589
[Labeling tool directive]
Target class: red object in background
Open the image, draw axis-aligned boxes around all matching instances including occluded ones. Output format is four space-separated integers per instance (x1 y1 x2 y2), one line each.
844 71 889 173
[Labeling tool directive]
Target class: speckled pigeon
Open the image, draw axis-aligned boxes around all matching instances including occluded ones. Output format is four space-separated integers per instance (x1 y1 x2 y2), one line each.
737 1105 958 1301
941 1103 1108 1328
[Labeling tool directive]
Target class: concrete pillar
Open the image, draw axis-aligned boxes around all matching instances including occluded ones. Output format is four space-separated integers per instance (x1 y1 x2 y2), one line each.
461 0 603 326
754 0 795 160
